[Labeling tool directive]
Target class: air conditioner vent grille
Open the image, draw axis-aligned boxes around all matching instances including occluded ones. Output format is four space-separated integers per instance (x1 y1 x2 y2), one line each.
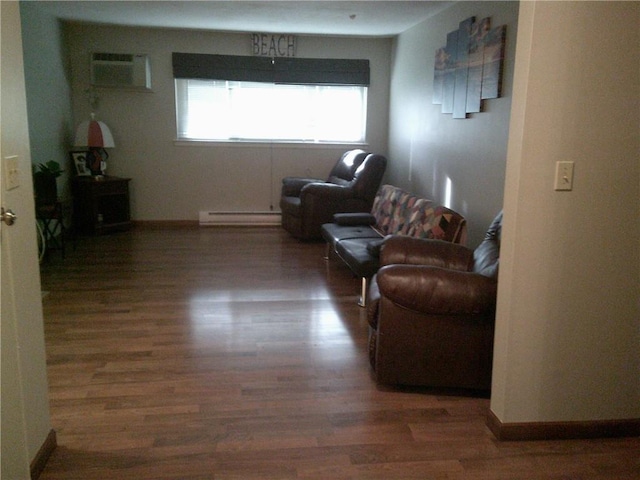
90 52 151 90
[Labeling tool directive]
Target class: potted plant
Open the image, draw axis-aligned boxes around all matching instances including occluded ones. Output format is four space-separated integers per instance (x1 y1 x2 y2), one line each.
33 161 64 206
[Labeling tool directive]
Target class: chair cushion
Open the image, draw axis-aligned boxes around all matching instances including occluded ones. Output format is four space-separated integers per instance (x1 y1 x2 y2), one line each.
333 212 376 226
369 185 407 234
472 211 502 278
367 185 466 244
326 149 368 184
335 238 383 279
366 237 388 257
321 222 381 247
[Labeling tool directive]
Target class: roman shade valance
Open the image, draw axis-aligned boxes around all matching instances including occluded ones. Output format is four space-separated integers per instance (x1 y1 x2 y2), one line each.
172 52 370 86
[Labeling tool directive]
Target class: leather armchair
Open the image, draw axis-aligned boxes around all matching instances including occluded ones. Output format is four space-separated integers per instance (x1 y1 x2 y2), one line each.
367 212 503 391
280 149 387 240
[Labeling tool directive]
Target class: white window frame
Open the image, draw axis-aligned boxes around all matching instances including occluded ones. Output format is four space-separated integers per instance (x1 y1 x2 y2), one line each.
175 79 368 144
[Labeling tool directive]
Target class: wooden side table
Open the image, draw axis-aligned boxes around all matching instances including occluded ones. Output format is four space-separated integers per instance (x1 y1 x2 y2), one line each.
72 176 131 235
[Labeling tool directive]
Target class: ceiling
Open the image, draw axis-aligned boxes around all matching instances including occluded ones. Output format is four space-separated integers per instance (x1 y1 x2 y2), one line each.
32 1 453 37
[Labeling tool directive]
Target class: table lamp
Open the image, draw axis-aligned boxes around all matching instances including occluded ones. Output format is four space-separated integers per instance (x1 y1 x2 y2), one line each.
74 113 115 176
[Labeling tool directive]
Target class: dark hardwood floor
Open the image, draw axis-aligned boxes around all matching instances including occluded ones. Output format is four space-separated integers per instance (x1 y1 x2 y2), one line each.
38 226 639 479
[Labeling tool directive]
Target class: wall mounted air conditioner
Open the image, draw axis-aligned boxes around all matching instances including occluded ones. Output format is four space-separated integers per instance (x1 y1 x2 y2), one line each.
91 53 151 89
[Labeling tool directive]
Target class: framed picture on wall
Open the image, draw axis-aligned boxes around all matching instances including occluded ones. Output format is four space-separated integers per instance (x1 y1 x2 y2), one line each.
70 150 91 176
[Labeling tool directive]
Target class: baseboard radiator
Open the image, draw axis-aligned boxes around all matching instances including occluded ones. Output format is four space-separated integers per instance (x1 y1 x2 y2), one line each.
198 211 281 226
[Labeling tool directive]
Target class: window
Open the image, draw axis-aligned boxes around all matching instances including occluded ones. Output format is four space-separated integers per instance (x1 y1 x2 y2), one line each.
175 80 367 142
172 53 370 144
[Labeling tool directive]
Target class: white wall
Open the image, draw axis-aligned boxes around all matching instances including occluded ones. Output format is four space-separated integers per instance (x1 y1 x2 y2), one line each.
388 2 519 247
20 1 75 204
492 1 640 424
63 23 392 221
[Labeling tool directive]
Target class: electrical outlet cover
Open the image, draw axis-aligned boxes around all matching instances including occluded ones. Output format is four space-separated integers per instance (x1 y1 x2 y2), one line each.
554 161 574 191
4 156 20 190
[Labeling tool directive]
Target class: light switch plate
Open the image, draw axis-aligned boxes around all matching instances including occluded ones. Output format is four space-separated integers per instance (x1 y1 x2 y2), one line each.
4 156 20 190
554 161 574 191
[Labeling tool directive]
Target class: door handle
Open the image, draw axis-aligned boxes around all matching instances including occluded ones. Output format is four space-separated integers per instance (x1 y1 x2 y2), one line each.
1 207 17 226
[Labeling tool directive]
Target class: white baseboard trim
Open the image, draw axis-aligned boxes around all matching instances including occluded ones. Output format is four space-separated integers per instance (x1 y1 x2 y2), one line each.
198 211 281 226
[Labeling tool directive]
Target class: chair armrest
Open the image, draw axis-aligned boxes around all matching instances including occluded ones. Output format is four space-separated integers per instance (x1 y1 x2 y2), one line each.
376 264 497 315
281 177 324 197
366 274 381 328
380 236 473 271
301 182 354 201
332 212 376 226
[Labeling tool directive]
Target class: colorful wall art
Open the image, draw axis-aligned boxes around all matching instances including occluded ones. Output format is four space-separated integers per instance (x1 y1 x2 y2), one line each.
433 16 506 119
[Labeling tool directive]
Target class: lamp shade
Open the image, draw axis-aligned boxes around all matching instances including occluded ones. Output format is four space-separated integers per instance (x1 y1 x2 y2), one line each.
74 115 115 148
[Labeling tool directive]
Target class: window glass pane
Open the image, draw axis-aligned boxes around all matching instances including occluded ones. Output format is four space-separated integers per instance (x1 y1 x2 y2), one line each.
175 79 367 143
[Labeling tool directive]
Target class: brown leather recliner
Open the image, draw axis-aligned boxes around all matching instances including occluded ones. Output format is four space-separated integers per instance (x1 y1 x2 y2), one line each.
367 212 502 391
280 149 387 240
